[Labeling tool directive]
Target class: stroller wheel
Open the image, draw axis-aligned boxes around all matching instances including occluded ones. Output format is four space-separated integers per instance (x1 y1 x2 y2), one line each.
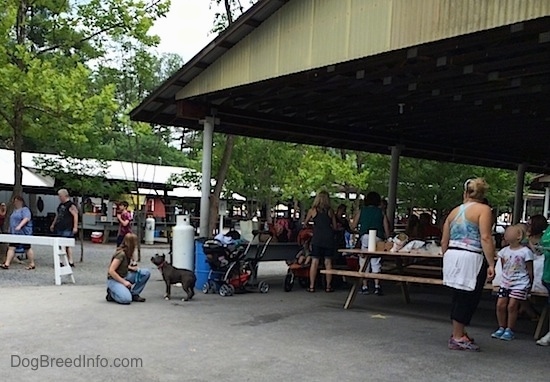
258 281 270 294
228 284 236 295
298 278 309 289
284 273 294 292
208 280 217 294
219 284 232 297
202 283 210 294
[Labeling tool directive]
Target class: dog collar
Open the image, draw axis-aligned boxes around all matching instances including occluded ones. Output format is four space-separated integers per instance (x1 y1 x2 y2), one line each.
157 261 167 270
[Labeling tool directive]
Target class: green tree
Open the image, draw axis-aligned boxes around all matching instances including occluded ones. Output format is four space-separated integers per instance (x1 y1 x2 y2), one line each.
0 0 170 197
205 0 257 234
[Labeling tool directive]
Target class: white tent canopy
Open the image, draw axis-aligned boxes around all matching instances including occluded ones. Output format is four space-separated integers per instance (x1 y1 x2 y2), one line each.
1 148 246 201
0 149 55 188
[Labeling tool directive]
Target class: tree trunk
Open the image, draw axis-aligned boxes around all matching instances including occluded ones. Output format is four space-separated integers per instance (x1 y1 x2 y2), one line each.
12 2 27 199
224 0 234 24
12 106 24 198
79 197 85 262
208 134 235 235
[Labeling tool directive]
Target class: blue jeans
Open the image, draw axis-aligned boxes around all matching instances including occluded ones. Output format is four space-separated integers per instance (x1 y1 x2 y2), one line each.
107 268 151 304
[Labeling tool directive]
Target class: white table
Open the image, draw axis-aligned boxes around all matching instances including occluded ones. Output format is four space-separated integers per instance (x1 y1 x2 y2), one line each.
0 234 75 285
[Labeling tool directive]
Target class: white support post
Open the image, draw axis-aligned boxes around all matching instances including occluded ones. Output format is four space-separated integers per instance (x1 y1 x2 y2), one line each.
199 117 216 238
512 163 527 224
387 146 402 231
544 186 550 218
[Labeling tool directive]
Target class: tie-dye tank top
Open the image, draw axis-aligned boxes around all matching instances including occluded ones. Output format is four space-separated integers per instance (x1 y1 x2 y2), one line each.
449 203 482 253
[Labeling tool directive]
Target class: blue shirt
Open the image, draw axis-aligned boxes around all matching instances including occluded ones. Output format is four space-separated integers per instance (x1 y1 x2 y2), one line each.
10 207 33 236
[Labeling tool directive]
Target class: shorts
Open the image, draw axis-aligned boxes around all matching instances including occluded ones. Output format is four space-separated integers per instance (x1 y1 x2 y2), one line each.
9 244 31 250
57 230 74 238
359 256 382 273
360 234 382 273
497 287 529 301
311 245 334 259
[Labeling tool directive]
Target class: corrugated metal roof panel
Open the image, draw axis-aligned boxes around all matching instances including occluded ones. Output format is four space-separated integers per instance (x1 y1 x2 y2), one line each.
176 0 550 100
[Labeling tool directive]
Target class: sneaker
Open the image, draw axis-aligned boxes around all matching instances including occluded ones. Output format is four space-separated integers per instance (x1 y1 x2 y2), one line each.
361 286 370 295
105 289 114 302
132 295 146 302
374 286 383 296
491 327 505 339
448 336 480 351
500 329 514 341
536 332 550 346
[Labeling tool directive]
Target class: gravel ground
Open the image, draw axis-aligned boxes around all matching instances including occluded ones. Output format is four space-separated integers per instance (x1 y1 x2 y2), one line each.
0 241 288 287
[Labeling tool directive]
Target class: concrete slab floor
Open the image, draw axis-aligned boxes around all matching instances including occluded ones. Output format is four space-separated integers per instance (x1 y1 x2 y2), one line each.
0 276 548 382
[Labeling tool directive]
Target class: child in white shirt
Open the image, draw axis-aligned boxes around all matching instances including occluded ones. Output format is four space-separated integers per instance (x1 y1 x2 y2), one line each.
492 225 534 341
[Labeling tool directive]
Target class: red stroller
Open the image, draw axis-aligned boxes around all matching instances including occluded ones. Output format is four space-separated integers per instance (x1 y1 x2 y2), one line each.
284 228 313 292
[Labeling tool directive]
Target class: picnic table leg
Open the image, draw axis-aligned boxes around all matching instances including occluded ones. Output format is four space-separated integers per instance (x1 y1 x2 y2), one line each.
103 226 110 244
53 239 61 286
343 255 370 309
396 255 411 303
534 305 549 339
344 280 361 309
401 282 411 304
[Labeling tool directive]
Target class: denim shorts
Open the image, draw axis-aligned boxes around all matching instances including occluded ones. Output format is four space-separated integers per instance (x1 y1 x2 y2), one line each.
57 230 74 238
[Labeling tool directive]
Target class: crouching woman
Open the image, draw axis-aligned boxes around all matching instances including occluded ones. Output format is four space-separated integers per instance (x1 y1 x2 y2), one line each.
106 233 150 304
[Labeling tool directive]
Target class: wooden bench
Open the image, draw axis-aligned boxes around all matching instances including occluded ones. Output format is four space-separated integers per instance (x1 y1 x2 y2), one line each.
0 234 75 285
321 269 443 308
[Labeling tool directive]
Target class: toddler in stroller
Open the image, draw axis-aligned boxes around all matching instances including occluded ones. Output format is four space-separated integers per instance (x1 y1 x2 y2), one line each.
202 231 271 296
284 227 314 292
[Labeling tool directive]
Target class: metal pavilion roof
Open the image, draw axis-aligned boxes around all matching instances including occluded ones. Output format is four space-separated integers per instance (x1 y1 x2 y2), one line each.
131 0 550 172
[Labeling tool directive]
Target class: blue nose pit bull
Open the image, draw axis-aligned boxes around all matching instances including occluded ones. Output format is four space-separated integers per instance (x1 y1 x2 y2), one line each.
150 254 196 301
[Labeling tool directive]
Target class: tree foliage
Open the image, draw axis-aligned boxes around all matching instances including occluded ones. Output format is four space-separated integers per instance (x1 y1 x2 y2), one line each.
0 0 171 196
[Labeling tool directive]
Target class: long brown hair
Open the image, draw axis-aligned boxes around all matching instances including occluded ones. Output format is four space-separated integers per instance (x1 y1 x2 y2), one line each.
117 233 137 258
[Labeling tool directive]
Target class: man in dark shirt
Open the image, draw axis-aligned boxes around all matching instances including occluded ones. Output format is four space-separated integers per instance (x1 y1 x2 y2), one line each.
50 189 79 266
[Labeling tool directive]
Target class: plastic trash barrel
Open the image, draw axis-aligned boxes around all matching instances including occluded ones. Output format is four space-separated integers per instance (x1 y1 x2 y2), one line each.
194 238 210 290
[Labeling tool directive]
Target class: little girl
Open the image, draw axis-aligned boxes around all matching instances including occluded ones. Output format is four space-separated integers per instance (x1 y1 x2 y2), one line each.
492 225 534 341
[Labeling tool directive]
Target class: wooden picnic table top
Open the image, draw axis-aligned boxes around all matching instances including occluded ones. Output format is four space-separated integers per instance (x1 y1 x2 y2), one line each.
338 248 442 258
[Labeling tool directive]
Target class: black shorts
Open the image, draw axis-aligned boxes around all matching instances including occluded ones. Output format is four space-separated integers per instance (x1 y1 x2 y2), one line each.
311 245 334 259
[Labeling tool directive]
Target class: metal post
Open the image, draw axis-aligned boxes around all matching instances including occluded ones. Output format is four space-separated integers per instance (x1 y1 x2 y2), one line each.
521 194 529 221
544 186 550 218
387 146 402 231
512 163 527 224
199 117 215 237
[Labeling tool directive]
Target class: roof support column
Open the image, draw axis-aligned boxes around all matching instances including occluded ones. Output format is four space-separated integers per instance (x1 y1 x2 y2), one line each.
387 145 402 231
199 117 216 237
512 163 527 224
544 186 550 219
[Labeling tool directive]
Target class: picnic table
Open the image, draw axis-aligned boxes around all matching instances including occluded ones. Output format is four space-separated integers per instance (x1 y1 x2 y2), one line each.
323 249 444 309
322 248 549 339
0 234 75 285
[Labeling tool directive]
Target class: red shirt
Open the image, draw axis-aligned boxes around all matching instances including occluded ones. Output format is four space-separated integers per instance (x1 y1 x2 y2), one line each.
118 211 133 236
